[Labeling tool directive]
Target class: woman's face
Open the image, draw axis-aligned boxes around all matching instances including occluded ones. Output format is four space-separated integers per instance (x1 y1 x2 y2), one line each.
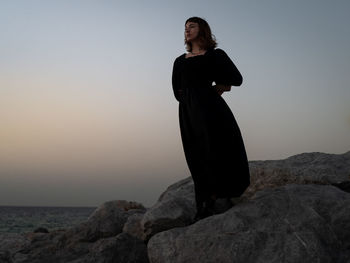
185 22 200 43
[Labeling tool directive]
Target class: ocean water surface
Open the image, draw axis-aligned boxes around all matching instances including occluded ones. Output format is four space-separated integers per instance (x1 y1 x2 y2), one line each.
0 206 96 234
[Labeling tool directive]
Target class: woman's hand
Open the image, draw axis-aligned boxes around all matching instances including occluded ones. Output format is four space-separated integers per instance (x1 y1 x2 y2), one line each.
214 84 231 95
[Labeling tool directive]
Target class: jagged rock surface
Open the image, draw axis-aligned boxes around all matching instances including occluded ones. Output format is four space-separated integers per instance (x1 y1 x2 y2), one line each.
66 200 146 242
123 211 146 240
246 151 350 198
0 200 148 263
139 151 350 242
69 233 149 263
148 184 350 263
1 151 349 263
0 233 29 263
140 177 196 241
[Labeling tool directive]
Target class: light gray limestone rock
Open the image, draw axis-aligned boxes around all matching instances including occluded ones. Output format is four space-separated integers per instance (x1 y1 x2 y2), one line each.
72 233 149 263
140 177 196 241
142 151 350 242
68 200 145 242
246 151 350 198
122 211 146 240
148 184 350 263
2 200 147 263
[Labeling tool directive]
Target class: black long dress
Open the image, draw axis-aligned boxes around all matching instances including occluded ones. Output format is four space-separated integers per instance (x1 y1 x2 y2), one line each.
172 48 250 209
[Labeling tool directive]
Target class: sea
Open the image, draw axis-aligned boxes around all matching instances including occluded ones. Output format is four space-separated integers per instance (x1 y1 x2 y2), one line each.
0 206 96 234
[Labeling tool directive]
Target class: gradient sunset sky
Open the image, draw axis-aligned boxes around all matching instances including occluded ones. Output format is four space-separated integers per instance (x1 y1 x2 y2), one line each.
1 0 349 207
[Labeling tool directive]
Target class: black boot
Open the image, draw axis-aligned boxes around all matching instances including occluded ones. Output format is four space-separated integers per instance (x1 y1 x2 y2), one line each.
193 201 205 222
204 197 216 215
193 199 215 222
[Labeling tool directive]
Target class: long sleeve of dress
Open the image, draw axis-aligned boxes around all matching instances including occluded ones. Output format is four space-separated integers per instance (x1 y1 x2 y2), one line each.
213 49 243 86
172 58 183 102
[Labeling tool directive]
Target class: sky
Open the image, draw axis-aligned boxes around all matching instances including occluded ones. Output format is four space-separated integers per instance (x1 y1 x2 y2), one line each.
1 0 349 207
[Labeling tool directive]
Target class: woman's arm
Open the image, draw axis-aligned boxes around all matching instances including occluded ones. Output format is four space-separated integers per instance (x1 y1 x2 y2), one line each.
172 58 183 102
214 84 231 95
213 49 243 87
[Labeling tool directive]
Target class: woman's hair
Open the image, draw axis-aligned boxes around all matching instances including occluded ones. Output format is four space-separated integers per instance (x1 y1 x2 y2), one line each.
184 17 217 52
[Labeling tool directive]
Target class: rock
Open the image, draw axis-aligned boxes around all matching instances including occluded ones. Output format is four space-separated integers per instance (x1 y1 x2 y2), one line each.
122 211 146 240
0 233 29 255
110 233 149 263
2 200 147 263
90 233 149 263
0 250 12 263
141 151 350 242
72 233 149 263
9 230 81 263
0 233 30 263
2 151 349 262
245 151 350 198
67 200 145 242
148 184 350 263
140 177 196 241
5 225 141 262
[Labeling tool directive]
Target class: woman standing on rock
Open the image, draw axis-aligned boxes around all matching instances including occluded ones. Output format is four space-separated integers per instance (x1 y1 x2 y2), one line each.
172 17 250 221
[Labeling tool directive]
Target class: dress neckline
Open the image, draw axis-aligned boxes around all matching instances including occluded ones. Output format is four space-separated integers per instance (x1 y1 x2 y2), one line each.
184 51 207 59
183 48 215 59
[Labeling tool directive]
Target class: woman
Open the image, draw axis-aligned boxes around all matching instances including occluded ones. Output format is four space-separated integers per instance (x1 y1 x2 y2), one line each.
172 17 250 221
